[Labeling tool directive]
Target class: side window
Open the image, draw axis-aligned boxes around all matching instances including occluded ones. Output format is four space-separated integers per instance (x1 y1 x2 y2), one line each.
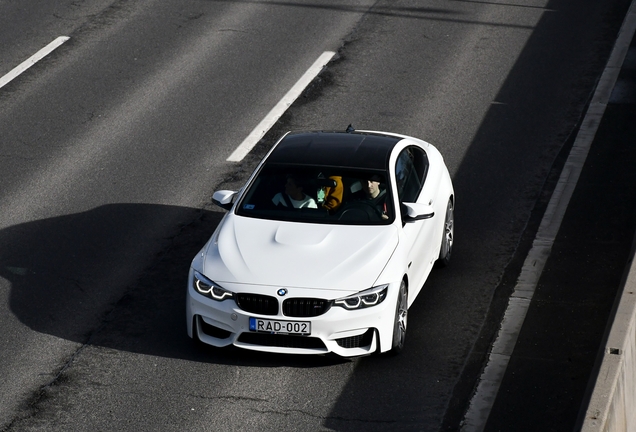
395 147 428 202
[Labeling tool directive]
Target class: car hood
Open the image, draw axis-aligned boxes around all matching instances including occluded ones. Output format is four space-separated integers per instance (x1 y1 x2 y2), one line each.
202 215 398 292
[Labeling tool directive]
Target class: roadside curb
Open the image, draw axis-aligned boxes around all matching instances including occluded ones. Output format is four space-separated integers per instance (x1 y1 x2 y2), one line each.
578 2 636 430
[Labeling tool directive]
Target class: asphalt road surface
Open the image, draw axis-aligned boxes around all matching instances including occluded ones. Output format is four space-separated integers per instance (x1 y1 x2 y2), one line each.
0 0 632 430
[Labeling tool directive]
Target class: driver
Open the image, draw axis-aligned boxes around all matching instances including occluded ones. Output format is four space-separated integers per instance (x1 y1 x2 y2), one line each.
363 174 389 220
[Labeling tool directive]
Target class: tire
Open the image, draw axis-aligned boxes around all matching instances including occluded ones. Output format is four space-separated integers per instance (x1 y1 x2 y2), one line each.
435 198 454 268
389 280 408 355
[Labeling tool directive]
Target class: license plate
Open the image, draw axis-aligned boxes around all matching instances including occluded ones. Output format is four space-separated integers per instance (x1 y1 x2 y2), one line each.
249 317 311 335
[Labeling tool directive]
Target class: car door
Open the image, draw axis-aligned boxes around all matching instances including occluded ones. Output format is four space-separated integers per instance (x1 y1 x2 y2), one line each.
395 146 438 302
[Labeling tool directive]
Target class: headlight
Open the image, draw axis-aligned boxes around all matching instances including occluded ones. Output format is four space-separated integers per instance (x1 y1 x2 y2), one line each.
334 285 388 310
193 270 233 301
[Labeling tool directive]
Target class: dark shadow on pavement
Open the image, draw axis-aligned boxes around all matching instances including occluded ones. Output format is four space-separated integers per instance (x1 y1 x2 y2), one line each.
2 203 345 370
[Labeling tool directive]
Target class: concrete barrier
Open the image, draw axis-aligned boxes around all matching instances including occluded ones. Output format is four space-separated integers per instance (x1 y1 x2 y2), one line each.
578 2 636 430
581 245 636 431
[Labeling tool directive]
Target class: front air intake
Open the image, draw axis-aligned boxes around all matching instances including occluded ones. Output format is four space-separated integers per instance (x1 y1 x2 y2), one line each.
335 329 374 348
238 333 326 349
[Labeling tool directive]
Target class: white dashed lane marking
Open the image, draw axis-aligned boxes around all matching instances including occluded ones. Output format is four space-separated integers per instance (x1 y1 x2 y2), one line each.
226 51 336 163
0 36 70 90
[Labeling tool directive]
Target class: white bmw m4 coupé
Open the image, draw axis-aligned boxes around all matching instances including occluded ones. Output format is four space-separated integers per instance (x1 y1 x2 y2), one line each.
187 128 454 357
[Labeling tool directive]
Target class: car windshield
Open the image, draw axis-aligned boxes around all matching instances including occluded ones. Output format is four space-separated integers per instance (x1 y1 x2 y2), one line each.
235 164 394 225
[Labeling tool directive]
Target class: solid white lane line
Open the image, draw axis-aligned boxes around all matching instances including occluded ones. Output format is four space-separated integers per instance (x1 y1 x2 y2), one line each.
226 51 336 162
460 0 636 430
0 36 70 90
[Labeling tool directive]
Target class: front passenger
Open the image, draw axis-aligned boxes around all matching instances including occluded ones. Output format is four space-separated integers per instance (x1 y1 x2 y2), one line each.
272 175 318 209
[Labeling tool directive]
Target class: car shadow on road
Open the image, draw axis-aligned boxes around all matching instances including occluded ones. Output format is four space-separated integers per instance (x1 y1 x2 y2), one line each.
1 203 346 369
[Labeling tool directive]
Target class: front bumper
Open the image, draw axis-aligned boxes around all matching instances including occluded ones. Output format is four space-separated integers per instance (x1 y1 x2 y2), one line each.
186 271 400 357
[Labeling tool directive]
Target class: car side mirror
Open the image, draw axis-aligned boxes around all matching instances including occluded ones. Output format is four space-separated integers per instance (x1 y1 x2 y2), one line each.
402 202 434 221
212 190 237 211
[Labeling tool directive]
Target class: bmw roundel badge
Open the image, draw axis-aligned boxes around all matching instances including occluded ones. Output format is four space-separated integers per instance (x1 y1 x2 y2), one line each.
277 288 288 296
